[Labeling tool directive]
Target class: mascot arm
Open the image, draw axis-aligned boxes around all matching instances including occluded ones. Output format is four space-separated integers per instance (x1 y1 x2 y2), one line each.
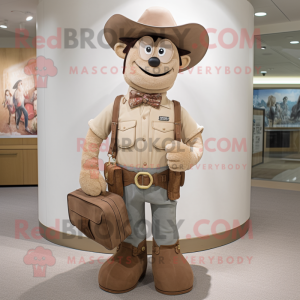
79 128 107 196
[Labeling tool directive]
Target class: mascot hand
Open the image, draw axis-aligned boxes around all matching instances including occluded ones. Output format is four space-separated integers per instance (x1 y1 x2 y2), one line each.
79 158 106 196
165 140 202 172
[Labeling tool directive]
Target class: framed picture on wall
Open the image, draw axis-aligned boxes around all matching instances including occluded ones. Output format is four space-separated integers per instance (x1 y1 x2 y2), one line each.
253 88 300 128
0 49 37 138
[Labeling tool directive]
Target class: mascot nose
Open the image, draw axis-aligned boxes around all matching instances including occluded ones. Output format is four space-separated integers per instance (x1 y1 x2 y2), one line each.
148 57 160 67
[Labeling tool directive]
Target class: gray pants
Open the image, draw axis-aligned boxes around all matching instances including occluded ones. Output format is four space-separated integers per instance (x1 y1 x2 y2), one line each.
120 165 179 247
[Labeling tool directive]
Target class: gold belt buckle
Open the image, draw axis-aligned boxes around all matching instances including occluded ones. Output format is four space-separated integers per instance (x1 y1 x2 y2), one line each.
134 172 153 189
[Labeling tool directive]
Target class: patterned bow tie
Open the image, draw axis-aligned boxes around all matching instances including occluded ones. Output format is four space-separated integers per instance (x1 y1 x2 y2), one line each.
128 90 162 109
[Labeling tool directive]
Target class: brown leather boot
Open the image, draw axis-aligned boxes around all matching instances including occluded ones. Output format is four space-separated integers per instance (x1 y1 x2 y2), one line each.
98 239 147 293
152 239 193 295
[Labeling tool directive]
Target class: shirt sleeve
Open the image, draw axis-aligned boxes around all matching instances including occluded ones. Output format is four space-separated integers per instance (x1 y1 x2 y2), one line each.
88 102 114 140
181 106 204 144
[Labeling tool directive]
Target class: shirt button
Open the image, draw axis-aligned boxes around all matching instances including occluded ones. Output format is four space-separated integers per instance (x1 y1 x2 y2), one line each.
142 138 146 142
143 162 147 166
143 116 146 120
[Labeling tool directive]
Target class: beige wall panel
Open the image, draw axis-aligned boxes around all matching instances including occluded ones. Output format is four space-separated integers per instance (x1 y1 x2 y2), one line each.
0 150 23 185
23 149 38 185
0 138 23 145
22 138 37 145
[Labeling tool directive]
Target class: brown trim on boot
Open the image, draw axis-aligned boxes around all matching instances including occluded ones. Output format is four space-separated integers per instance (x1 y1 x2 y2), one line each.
99 239 147 294
152 239 193 295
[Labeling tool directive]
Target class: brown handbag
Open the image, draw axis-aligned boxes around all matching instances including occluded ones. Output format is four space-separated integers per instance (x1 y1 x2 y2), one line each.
67 189 131 250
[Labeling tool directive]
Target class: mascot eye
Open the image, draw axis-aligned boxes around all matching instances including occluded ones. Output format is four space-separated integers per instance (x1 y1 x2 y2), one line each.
158 48 165 56
139 36 154 60
157 40 174 63
145 46 152 54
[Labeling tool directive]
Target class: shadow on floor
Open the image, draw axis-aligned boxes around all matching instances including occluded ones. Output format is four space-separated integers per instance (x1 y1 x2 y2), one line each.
19 260 211 300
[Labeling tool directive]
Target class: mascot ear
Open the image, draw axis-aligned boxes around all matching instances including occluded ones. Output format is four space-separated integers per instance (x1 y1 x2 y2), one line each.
179 55 191 70
114 43 126 59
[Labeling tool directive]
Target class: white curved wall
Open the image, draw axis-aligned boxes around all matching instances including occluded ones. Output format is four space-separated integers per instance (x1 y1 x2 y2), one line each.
37 0 254 241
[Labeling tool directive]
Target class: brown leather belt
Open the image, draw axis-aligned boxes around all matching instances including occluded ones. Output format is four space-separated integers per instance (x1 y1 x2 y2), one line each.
121 168 169 190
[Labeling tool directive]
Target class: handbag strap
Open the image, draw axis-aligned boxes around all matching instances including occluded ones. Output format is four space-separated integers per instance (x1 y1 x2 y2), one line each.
108 95 123 159
172 100 185 187
172 100 181 142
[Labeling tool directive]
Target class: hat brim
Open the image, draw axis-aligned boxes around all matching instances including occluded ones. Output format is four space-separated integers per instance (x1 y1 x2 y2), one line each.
104 14 209 72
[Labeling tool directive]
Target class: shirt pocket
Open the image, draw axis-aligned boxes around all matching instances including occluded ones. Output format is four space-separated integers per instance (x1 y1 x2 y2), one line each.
118 120 137 148
152 121 175 150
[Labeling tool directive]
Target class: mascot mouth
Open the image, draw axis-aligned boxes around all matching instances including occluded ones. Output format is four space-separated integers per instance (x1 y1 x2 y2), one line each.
134 62 172 77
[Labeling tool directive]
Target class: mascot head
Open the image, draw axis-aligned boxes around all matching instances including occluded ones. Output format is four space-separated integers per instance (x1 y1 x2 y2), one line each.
104 7 209 93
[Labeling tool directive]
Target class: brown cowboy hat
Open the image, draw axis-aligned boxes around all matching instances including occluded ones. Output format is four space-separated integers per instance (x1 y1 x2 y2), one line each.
104 6 209 72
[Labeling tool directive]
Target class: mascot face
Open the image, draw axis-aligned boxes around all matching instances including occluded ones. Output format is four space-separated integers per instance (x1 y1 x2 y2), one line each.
115 36 191 93
18 81 23 91
5 90 10 100
33 90 37 101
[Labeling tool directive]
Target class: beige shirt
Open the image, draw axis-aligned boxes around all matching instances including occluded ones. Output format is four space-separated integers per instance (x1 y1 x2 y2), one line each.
88 87 204 169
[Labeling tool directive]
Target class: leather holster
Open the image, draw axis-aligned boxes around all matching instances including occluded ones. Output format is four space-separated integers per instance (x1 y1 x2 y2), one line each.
104 162 124 197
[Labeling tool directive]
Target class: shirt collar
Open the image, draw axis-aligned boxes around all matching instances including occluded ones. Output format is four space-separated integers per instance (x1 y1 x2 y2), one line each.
125 86 171 109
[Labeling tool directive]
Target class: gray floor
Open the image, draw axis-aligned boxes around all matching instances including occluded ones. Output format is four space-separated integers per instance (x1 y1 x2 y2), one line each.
0 186 299 300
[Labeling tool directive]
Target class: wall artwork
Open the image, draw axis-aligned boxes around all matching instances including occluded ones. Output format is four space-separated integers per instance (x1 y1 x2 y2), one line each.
0 49 37 137
253 89 300 128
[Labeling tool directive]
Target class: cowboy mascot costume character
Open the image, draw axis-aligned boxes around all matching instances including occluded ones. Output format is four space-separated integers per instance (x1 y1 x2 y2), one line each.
79 6 209 295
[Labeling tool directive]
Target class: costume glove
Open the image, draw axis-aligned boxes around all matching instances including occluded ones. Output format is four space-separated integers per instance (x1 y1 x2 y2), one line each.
165 132 203 172
79 129 106 196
